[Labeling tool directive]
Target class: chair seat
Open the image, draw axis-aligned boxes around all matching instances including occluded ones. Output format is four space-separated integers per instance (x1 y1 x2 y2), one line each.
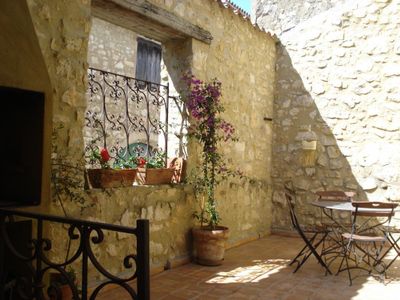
342 233 386 243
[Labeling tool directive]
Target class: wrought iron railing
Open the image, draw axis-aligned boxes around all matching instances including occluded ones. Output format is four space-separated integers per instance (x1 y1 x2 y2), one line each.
85 67 169 166
0 208 150 300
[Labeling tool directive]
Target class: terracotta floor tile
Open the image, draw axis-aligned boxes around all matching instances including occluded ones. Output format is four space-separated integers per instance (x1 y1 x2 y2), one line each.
97 235 400 299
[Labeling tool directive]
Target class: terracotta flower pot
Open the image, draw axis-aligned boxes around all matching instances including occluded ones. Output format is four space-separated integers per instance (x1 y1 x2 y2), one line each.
135 167 175 185
192 226 229 266
87 169 137 188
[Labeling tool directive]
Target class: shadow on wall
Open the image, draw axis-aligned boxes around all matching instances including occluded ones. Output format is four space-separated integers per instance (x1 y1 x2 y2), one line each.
271 43 367 231
162 37 196 253
163 38 193 159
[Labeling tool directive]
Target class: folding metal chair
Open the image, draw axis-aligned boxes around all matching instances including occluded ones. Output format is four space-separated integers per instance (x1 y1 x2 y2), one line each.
315 191 355 268
337 201 398 285
284 186 332 274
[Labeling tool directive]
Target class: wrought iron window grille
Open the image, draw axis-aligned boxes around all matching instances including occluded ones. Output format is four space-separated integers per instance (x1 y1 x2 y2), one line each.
85 67 169 167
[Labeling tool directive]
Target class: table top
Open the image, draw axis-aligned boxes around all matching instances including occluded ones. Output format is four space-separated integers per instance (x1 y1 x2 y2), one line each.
311 201 354 211
311 201 398 214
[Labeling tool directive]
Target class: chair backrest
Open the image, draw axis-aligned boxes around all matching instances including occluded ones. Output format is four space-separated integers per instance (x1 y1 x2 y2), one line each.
315 190 355 202
284 186 300 231
349 201 398 235
352 201 398 218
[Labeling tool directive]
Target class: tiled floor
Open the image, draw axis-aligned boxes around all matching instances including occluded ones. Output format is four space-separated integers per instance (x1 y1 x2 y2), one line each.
98 235 400 299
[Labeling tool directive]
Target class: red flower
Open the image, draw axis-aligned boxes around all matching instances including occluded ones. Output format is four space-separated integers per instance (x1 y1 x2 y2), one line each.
100 148 110 162
137 157 147 167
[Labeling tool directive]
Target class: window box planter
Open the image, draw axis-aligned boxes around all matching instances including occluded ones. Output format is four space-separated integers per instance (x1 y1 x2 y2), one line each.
135 167 175 185
87 169 137 188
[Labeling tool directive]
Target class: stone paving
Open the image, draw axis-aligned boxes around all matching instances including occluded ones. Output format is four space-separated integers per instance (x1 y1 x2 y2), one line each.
98 235 400 299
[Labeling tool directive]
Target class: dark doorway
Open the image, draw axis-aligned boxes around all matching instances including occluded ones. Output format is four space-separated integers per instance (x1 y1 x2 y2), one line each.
0 86 44 207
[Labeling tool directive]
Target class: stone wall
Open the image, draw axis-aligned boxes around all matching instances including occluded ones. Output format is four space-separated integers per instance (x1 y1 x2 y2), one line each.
88 17 137 76
256 0 400 230
21 0 276 276
49 185 194 280
253 0 345 34
27 0 90 163
88 16 180 80
149 0 277 245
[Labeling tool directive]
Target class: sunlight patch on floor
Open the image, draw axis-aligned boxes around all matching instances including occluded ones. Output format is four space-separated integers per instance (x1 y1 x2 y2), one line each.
206 259 290 284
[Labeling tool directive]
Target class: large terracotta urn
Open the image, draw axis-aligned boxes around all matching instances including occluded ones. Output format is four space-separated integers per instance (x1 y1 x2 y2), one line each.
192 226 229 266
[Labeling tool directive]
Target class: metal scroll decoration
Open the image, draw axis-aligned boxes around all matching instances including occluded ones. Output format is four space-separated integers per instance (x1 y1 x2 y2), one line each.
0 209 150 300
85 68 169 165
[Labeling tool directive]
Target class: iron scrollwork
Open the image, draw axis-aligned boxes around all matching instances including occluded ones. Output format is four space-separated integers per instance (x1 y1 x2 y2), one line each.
0 208 150 300
85 67 169 164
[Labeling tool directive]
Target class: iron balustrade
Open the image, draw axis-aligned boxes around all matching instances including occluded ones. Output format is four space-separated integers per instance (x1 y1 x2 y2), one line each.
85 67 169 166
0 208 150 300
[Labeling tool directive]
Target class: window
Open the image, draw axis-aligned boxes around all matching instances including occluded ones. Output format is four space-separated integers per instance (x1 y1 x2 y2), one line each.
135 37 162 84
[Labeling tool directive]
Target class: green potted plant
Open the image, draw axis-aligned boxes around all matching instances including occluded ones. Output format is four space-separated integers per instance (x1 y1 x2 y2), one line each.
181 73 242 266
86 143 137 188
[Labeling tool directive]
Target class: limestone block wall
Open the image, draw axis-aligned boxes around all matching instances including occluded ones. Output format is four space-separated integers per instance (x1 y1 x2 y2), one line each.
26 0 189 275
149 0 277 245
253 0 345 34
27 0 90 162
49 185 194 280
88 17 137 76
23 0 276 275
256 0 400 230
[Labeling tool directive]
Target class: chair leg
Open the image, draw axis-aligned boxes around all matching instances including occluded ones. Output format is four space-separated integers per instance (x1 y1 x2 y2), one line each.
300 231 332 275
336 238 354 285
379 233 400 271
336 255 345 276
289 243 309 266
291 233 319 272
322 231 346 274
336 236 347 274
344 248 352 286
290 232 331 274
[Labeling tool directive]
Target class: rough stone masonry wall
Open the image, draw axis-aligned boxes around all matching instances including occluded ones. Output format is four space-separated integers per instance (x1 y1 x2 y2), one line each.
88 17 137 76
256 0 400 230
26 0 193 278
149 0 276 245
253 0 345 34
24 0 276 278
